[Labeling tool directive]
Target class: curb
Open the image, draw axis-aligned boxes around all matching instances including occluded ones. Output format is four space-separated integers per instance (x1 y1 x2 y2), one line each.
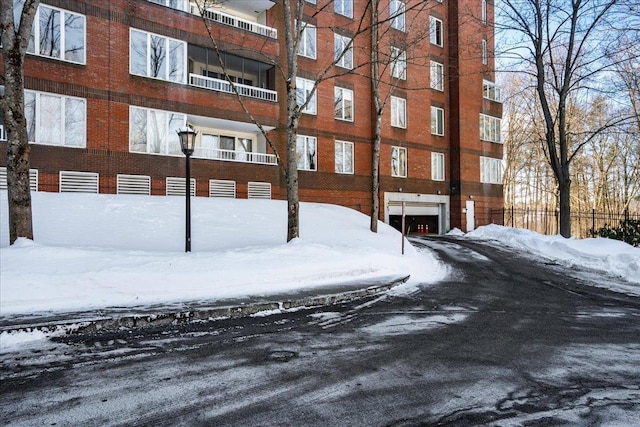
1 275 410 336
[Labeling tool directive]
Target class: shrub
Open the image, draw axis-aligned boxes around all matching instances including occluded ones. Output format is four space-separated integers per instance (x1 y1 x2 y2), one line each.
596 219 640 247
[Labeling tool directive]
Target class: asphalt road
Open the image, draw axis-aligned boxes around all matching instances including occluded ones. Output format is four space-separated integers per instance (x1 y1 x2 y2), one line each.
1 236 639 426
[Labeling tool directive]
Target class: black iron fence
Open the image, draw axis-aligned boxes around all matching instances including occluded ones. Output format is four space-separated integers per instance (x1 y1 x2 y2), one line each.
488 207 639 239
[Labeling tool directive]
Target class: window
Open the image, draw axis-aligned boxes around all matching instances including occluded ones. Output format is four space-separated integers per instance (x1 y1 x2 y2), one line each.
26 5 86 64
431 106 444 136
391 96 407 128
296 77 317 115
23 90 86 147
482 39 488 65
390 0 405 31
334 34 354 69
480 156 503 184
129 106 186 155
482 0 487 25
391 146 407 178
335 0 353 18
430 61 444 91
432 152 445 181
147 0 190 12
483 80 502 102
334 87 354 121
391 47 406 80
430 16 443 47
335 140 354 174
297 22 317 59
130 29 186 83
297 135 317 171
480 114 502 143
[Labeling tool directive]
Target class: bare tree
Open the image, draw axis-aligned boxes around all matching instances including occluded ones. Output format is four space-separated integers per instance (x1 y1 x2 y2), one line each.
497 0 638 237
0 0 40 244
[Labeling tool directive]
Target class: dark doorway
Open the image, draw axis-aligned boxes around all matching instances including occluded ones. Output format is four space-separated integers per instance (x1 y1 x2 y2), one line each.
389 215 439 234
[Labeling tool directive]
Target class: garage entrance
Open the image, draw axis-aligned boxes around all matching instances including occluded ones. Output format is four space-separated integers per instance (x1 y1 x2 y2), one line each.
385 195 450 235
389 214 439 234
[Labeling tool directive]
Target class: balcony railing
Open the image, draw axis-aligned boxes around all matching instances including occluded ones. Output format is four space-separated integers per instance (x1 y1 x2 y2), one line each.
189 73 277 102
193 147 277 165
196 7 277 39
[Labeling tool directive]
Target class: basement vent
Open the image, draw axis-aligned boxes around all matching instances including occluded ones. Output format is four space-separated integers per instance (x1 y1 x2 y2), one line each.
117 174 151 195
0 167 38 191
209 179 236 198
247 182 271 199
166 177 196 196
59 171 99 193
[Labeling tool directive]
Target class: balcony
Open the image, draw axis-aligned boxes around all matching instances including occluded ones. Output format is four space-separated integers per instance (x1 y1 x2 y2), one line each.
196 7 277 39
189 73 277 102
193 147 277 165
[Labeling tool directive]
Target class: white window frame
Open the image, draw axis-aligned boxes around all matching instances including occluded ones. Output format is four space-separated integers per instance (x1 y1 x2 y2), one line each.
147 0 190 12
480 156 503 184
391 47 407 80
430 16 443 47
482 0 487 25
482 39 488 65
297 22 317 59
129 28 187 83
391 146 407 178
431 106 445 136
296 135 317 171
483 80 502 102
334 33 354 69
480 113 502 143
335 140 354 174
129 106 187 156
27 4 86 64
296 77 317 115
334 0 353 18
24 90 87 148
430 60 444 91
390 0 406 31
334 87 354 122
432 152 445 181
391 96 407 129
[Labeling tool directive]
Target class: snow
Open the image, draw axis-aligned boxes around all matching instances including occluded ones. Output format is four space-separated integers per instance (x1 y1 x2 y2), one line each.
1 192 639 350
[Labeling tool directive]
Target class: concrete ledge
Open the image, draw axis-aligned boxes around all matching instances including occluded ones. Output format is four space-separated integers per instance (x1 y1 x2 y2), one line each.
1 275 410 335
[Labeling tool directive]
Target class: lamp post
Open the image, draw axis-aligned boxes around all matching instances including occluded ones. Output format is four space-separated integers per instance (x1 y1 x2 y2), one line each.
177 126 197 252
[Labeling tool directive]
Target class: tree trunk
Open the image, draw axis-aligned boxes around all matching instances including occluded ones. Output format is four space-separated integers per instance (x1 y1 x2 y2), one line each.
369 0 380 233
1 0 39 244
558 172 571 238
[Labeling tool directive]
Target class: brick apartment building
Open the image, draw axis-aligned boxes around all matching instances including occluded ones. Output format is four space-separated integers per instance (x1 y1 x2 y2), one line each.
0 0 503 234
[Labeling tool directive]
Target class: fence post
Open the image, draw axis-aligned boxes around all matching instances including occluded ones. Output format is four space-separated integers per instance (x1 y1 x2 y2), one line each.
592 209 596 237
511 205 514 227
502 207 505 226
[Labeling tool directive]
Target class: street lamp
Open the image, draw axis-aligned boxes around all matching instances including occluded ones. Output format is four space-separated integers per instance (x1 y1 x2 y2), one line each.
177 126 198 252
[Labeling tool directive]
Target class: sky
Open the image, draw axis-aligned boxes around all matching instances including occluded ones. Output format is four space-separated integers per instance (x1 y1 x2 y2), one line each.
1 191 638 350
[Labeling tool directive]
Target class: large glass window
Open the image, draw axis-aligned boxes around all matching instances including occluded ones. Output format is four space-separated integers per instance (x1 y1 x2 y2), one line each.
482 39 488 65
391 96 406 128
431 106 444 136
334 87 354 122
26 4 86 64
432 152 445 181
483 80 502 102
480 156 503 184
335 0 353 18
391 146 407 178
335 140 354 174
130 29 186 83
390 0 405 31
430 61 444 91
23 90 86 147
129 106 186 155
297 22 317 59
334 34 354 69
480 114 502 143
391 47 406 80
296 135 317 171
430 16 443 47
296 77 317 115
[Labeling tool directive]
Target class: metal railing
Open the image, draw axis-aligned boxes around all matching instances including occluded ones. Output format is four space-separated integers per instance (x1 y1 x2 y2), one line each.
193 147 277 165
489 207 639 239
197 7 277 39
189 74 277 102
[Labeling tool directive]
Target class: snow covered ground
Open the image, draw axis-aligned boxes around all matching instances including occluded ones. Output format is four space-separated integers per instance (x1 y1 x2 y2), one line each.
1 192 638 322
